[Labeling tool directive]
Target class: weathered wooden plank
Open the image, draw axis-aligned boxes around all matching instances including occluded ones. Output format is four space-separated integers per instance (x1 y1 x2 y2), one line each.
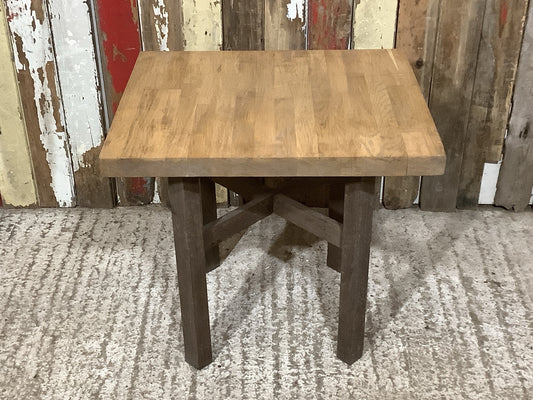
420 0 486 212
273 194 342 247
265 0 306 50
168 177 212 369
337 177 374 364
383 0 440 209
494 1 533 211
47 0 114 207
222 0 264 50
138 0 184 51
5 0 75 207
0 2 37 207
308 0 353 49
94 0 153 205
457 0 529 209
352 0 398 49
203 192 274 248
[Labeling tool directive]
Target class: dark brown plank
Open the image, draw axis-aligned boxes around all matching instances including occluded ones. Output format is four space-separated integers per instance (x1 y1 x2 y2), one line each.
494 1 533 211
203 192 274 249
457 0 530 208
168 177 212 369
327 183 344 272
420 0 486 211
337 177 374 364
201 179 220 272
383 0 439 209
222 0 264 51
273 194 342 247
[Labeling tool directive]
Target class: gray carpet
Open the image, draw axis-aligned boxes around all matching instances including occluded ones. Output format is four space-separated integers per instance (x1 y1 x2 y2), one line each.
0 207 531 399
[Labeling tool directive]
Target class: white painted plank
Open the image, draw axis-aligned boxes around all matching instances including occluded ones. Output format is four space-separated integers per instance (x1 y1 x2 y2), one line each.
46 0 105 177
0 2 37 207
352 0 399 49
5 0 75 206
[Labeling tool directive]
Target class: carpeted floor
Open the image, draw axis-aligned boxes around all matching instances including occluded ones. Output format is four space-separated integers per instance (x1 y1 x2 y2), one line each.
0 206 531 399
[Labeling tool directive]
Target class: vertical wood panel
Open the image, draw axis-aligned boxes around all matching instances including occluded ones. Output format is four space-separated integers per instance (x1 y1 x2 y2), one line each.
308 0 353 49
222 0 265 50
352 0 398 49
138 0 184 51
5 0 75 207
94 0 154 206
0 2 37 207
457 0 529 209
494 1 533 211
383 0 440 209
265 0 306 50
47 0 114 207
420 0 486 212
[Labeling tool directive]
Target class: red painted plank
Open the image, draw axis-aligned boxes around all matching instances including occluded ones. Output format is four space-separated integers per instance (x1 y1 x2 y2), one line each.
308 0 353 49
95 0 154 205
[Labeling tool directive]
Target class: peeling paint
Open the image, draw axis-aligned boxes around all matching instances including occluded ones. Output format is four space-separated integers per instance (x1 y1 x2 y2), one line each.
286 0 305 21
352 0 399 49
46 0 112 207
152 0 170 50
0 2 37 207
6 0 75 207
182 0 222 50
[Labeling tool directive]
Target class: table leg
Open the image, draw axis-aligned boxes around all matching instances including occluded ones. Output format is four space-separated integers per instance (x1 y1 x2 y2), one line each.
168 177 212 369
327 183 344 271
200 178 220 272
337 177 375 364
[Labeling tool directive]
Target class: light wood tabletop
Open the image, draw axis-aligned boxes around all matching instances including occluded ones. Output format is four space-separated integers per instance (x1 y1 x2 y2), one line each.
99 50 445 177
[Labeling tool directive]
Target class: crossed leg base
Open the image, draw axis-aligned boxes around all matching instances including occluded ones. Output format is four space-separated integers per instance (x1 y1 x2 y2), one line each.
168 177 375 369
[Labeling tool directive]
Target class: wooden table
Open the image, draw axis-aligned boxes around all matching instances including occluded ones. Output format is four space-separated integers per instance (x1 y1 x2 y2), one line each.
99 50 445 369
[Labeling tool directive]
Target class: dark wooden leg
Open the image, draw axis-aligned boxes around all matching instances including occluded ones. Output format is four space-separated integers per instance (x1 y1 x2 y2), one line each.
200 178 220 272
168 177 212 369
327 183 344 272
337 177 375 364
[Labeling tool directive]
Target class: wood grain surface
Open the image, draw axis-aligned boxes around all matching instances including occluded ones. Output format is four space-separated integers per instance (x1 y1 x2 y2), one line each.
265 0 306 50
99 50 445 178
222 0 264 50
457 0 529 209
420 0 485 211
494 1 533 211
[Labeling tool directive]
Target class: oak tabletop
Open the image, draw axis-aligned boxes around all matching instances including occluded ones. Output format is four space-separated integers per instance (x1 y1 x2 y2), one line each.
99 50 445 177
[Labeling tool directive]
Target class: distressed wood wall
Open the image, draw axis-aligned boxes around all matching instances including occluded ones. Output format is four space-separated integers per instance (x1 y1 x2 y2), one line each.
1 0 532 211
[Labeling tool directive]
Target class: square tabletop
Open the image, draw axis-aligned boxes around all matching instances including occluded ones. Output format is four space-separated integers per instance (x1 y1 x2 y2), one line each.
99 50 445 177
